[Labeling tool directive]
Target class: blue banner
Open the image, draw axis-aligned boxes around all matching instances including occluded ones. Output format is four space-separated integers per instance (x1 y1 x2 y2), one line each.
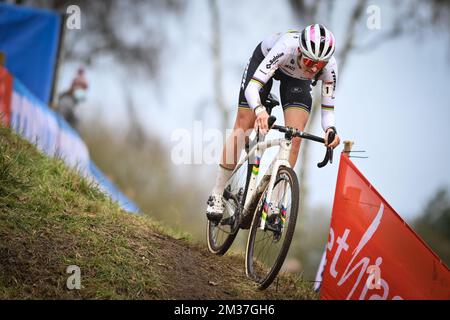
10 75 140 214
0 3 61 104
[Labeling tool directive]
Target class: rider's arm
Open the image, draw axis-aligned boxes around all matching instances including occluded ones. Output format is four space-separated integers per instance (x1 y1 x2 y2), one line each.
319 56 339 132
245 39 288 111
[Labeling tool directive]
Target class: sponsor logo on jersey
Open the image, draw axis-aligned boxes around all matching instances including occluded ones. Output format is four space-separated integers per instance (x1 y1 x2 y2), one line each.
284 64 295 72
291 87 302 94
240 62 249 90
331 70 337 90
258 69 268 75
266 52 284 69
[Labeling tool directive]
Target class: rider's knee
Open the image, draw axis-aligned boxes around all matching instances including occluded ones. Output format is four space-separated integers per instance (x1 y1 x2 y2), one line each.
235 108 254 130
291 137 302 153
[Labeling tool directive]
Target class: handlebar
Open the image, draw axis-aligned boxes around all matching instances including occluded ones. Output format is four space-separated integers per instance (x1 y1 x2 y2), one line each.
267 116 334 168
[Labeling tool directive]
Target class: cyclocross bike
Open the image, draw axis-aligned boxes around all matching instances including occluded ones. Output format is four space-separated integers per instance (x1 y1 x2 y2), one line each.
206 94 335 289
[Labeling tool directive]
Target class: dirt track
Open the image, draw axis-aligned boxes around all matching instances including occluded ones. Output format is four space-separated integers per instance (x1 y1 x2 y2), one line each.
148 231 317 300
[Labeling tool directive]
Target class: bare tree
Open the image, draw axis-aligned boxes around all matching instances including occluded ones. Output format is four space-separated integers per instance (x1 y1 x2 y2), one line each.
17 0 186 78
208 0 230 131
123 85 146 148
413 186 450 266
13 0 187 139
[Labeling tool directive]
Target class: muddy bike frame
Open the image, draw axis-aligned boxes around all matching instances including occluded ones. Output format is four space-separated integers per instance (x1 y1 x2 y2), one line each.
226 115 334 230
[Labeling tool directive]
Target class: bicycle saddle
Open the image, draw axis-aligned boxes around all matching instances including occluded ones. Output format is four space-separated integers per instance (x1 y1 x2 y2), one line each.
264 94 280 115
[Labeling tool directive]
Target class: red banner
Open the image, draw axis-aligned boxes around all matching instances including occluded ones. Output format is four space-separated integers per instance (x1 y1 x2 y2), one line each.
321 153 450 300
0 66 13 126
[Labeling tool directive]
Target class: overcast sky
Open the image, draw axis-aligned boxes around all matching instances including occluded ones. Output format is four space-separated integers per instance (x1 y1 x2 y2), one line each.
61 0 450 223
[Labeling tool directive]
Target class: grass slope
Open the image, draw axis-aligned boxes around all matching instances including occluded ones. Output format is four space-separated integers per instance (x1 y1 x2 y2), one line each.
0 127 317 299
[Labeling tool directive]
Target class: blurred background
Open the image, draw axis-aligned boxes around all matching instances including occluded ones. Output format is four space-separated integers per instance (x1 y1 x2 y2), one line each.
7 0 450 279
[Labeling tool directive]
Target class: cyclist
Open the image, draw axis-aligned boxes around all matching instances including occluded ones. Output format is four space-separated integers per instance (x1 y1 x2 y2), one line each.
206 24 341 222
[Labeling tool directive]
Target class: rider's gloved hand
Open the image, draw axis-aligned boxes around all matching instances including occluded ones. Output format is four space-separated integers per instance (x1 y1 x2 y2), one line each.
254 105 269 135
325 127 340 149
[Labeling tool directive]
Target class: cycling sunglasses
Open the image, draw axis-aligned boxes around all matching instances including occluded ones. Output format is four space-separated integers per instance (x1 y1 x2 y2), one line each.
301 56 327 69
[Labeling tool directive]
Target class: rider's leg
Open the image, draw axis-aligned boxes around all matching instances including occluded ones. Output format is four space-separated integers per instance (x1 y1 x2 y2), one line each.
206 108 256 222
221 107 255 169
268 107 309 211
211 107 255 196
207 42 270 221
283 107 310 167
278 73 313 168
268 75 311 211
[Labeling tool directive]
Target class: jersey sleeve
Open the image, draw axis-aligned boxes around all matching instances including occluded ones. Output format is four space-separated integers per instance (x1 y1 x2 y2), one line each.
318 57 338 131
244 37 289 110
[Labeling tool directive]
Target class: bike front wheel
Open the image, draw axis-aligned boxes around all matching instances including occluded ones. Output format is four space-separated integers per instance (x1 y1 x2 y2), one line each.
245 166 299 289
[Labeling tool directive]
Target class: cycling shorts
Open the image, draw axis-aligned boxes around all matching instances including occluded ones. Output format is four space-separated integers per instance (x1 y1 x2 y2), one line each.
238 43 313 114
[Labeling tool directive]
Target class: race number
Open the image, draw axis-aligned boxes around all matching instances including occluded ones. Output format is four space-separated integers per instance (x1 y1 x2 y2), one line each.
322 82 334 97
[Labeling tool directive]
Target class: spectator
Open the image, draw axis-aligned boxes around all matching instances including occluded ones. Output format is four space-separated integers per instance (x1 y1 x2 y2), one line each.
57 67 88 130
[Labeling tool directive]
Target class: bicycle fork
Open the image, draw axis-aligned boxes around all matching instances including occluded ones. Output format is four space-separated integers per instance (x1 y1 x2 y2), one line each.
259 140 292 231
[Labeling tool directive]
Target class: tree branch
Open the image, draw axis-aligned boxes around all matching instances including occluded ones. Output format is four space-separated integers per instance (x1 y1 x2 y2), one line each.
336 0 368 78
209 0 230 131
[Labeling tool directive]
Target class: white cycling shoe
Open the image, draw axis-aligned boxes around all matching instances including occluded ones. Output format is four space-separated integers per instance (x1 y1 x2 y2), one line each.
206 194 225 222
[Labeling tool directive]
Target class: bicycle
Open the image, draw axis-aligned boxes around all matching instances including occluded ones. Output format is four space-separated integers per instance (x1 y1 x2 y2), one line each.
206 94 335 289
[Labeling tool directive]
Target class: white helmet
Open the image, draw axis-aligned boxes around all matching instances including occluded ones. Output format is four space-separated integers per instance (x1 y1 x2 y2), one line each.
299 24 336 61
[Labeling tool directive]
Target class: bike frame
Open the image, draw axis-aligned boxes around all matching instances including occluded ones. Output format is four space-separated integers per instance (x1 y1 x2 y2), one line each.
229 134 292 230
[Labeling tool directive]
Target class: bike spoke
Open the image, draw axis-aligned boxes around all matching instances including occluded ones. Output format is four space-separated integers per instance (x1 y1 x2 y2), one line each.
246 167 298 288
207 152 248 255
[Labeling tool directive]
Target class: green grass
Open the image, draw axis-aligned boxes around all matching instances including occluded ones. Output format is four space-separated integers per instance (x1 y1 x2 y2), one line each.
0 126 318 299
0 127 170 299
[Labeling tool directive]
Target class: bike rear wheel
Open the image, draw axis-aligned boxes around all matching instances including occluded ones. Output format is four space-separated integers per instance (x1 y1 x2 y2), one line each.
245 166 299 289
206 196 240 255
206 158 251 255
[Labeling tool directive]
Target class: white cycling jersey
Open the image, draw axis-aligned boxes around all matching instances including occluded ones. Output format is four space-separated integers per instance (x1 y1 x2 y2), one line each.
245 31 338 132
